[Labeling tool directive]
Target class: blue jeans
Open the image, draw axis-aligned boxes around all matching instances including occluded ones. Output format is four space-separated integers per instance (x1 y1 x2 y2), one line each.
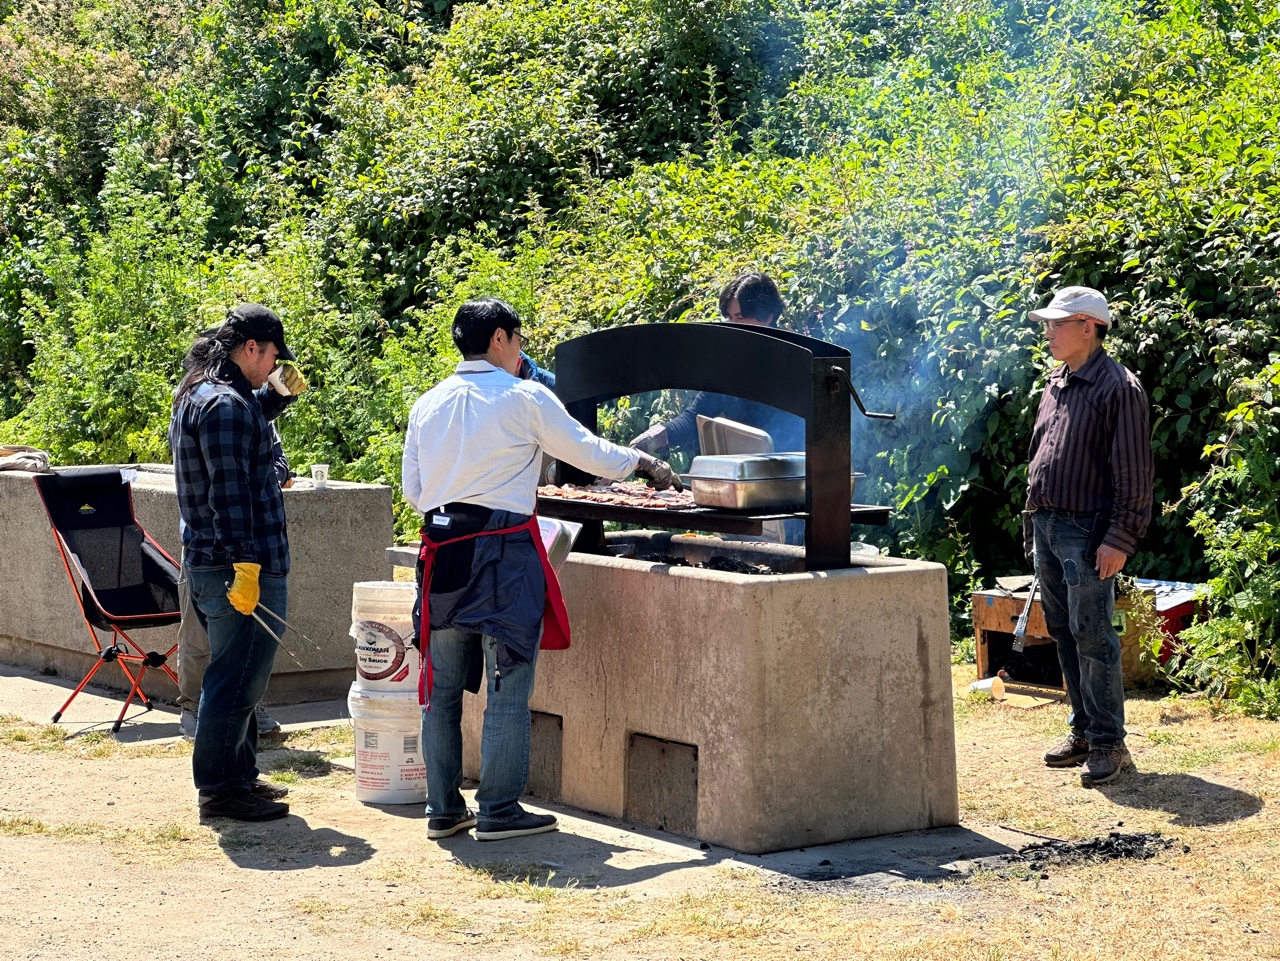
187 565 286 796
1033 510 1126 748
422 629 538 820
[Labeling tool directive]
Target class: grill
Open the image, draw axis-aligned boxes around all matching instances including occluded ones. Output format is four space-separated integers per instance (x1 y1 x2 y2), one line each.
540 322 894 571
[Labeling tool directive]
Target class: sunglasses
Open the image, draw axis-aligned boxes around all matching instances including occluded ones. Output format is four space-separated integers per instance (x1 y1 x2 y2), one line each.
1042 317 1088 333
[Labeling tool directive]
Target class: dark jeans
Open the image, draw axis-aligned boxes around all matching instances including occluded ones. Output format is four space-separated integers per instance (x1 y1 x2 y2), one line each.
422 628 539 821
187 565 286 796
1033 510 1126 748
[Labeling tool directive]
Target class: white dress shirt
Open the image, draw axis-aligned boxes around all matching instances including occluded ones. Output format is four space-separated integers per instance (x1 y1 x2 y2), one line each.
402 360 640 515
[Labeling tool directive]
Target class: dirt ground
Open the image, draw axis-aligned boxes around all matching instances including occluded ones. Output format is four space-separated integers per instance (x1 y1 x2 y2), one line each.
2 665 1279 961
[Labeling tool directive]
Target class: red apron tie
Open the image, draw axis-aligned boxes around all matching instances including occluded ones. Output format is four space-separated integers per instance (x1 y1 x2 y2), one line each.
417 514 570 709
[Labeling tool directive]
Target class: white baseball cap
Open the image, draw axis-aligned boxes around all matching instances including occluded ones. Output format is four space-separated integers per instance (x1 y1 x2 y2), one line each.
1029 286 1112 329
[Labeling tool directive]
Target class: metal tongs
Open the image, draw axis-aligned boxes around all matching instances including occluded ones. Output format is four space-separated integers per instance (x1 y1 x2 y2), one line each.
248 603 320 665
1012 574 1039 653
223 579 324 666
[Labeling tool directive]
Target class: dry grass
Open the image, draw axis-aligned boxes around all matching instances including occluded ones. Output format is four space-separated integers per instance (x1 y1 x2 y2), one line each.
3 677 1280 958
451 668 1280 960
277 723 355 758
0 713 192 759
0 813 216 864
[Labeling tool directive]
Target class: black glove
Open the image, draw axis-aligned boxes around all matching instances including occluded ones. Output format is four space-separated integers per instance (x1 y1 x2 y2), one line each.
1022 511 1036 570
629 425 668 456
634 451 682 492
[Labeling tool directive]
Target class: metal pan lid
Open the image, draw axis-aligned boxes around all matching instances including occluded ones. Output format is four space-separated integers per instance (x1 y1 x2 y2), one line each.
687 453 806 481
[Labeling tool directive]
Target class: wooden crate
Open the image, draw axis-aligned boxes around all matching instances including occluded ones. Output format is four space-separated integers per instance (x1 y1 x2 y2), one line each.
972 589 1154 691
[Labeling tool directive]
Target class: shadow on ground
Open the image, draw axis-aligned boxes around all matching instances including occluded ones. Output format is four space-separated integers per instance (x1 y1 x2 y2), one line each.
440 825 732 889
1096 772 1263 825
438 819 1019 897
208 815 376 870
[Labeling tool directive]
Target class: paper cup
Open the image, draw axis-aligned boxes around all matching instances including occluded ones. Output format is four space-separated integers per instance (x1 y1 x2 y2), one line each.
267 367 291 396
311 464 330 489
969 676 1005 700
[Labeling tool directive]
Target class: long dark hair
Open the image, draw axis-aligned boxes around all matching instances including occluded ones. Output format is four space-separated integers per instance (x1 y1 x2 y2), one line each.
172 320 250 410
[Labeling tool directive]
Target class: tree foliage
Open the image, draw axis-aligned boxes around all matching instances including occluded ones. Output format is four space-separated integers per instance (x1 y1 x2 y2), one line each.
2 0 1280 709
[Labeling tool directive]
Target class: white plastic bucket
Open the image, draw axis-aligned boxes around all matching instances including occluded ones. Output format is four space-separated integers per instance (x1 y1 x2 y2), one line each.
350 581 420 693
347 685 426 805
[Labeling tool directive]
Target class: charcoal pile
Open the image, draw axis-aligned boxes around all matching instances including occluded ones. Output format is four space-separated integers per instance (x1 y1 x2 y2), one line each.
1014 832 1175 867
635 552 692 568
634 553 778 575
705 555 775 576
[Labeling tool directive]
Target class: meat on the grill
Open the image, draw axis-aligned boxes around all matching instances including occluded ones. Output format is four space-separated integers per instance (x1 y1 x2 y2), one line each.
538 481 698 510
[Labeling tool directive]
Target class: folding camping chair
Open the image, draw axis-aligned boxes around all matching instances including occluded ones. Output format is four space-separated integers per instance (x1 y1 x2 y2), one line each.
32 467 183 732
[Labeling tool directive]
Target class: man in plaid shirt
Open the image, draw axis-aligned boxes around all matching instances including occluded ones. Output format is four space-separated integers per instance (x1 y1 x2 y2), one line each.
168 304 306 822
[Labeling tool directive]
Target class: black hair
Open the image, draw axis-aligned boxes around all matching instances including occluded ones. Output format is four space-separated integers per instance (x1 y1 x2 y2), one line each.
452 297 521 357
172 317 251 410
718 272 785 325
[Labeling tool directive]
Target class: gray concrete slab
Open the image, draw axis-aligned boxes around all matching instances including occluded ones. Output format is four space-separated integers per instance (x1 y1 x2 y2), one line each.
0 662 350 744
0 663 1022 896
0 466 393 703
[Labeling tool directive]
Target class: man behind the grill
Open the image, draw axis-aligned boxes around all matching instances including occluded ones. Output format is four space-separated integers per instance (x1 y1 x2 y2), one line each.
401 297 679 841
1026 286 1152 787
628 271 804 456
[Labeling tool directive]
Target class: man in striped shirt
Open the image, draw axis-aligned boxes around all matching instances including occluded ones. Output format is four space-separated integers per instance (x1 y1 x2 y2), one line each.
1026 287 1153 787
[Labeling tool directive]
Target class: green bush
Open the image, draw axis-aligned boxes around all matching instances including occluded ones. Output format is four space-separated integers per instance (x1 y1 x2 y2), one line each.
1161 360 1280 716
2 0 1280 705
318 0 777 315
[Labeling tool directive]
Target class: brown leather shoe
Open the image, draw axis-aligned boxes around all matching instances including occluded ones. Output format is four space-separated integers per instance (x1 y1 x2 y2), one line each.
1044 734 1089 767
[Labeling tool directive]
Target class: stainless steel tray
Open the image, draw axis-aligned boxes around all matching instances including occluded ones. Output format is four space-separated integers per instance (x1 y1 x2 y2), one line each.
688 454 807 510
688 453 805 481
696 415 774 455
689 475 806 510
538 517 583 571
686 456 867 510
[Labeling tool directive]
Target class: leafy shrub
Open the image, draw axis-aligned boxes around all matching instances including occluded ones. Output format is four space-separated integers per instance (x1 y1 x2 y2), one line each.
1161 360 1280 716
2 144 215 462
318 0 777 314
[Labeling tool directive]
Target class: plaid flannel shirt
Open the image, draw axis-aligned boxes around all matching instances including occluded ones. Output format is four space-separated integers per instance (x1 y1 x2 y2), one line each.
169 361 290 574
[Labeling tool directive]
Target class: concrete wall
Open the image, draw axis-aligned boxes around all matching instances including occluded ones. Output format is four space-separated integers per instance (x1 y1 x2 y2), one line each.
0 466 393 705
427 535 959 854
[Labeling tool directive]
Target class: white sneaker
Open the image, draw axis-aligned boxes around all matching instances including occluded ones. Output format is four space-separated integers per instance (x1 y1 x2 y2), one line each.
179 708 198 741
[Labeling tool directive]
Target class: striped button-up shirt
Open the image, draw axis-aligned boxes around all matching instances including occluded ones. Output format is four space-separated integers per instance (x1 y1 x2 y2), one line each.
1026 347 1153 556
168 361 291 574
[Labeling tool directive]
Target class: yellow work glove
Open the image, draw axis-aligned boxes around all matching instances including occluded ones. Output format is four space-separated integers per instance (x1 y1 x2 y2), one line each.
227 562 262 615
278 363 308 396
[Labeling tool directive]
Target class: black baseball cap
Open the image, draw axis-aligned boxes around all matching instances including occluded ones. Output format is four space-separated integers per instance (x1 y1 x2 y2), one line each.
225 304 296 361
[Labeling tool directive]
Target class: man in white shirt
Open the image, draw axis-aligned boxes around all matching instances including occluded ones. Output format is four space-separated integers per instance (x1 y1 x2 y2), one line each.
402 297 678 841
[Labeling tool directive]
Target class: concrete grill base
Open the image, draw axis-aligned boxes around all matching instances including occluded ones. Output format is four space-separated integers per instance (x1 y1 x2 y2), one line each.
457 532 959 854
